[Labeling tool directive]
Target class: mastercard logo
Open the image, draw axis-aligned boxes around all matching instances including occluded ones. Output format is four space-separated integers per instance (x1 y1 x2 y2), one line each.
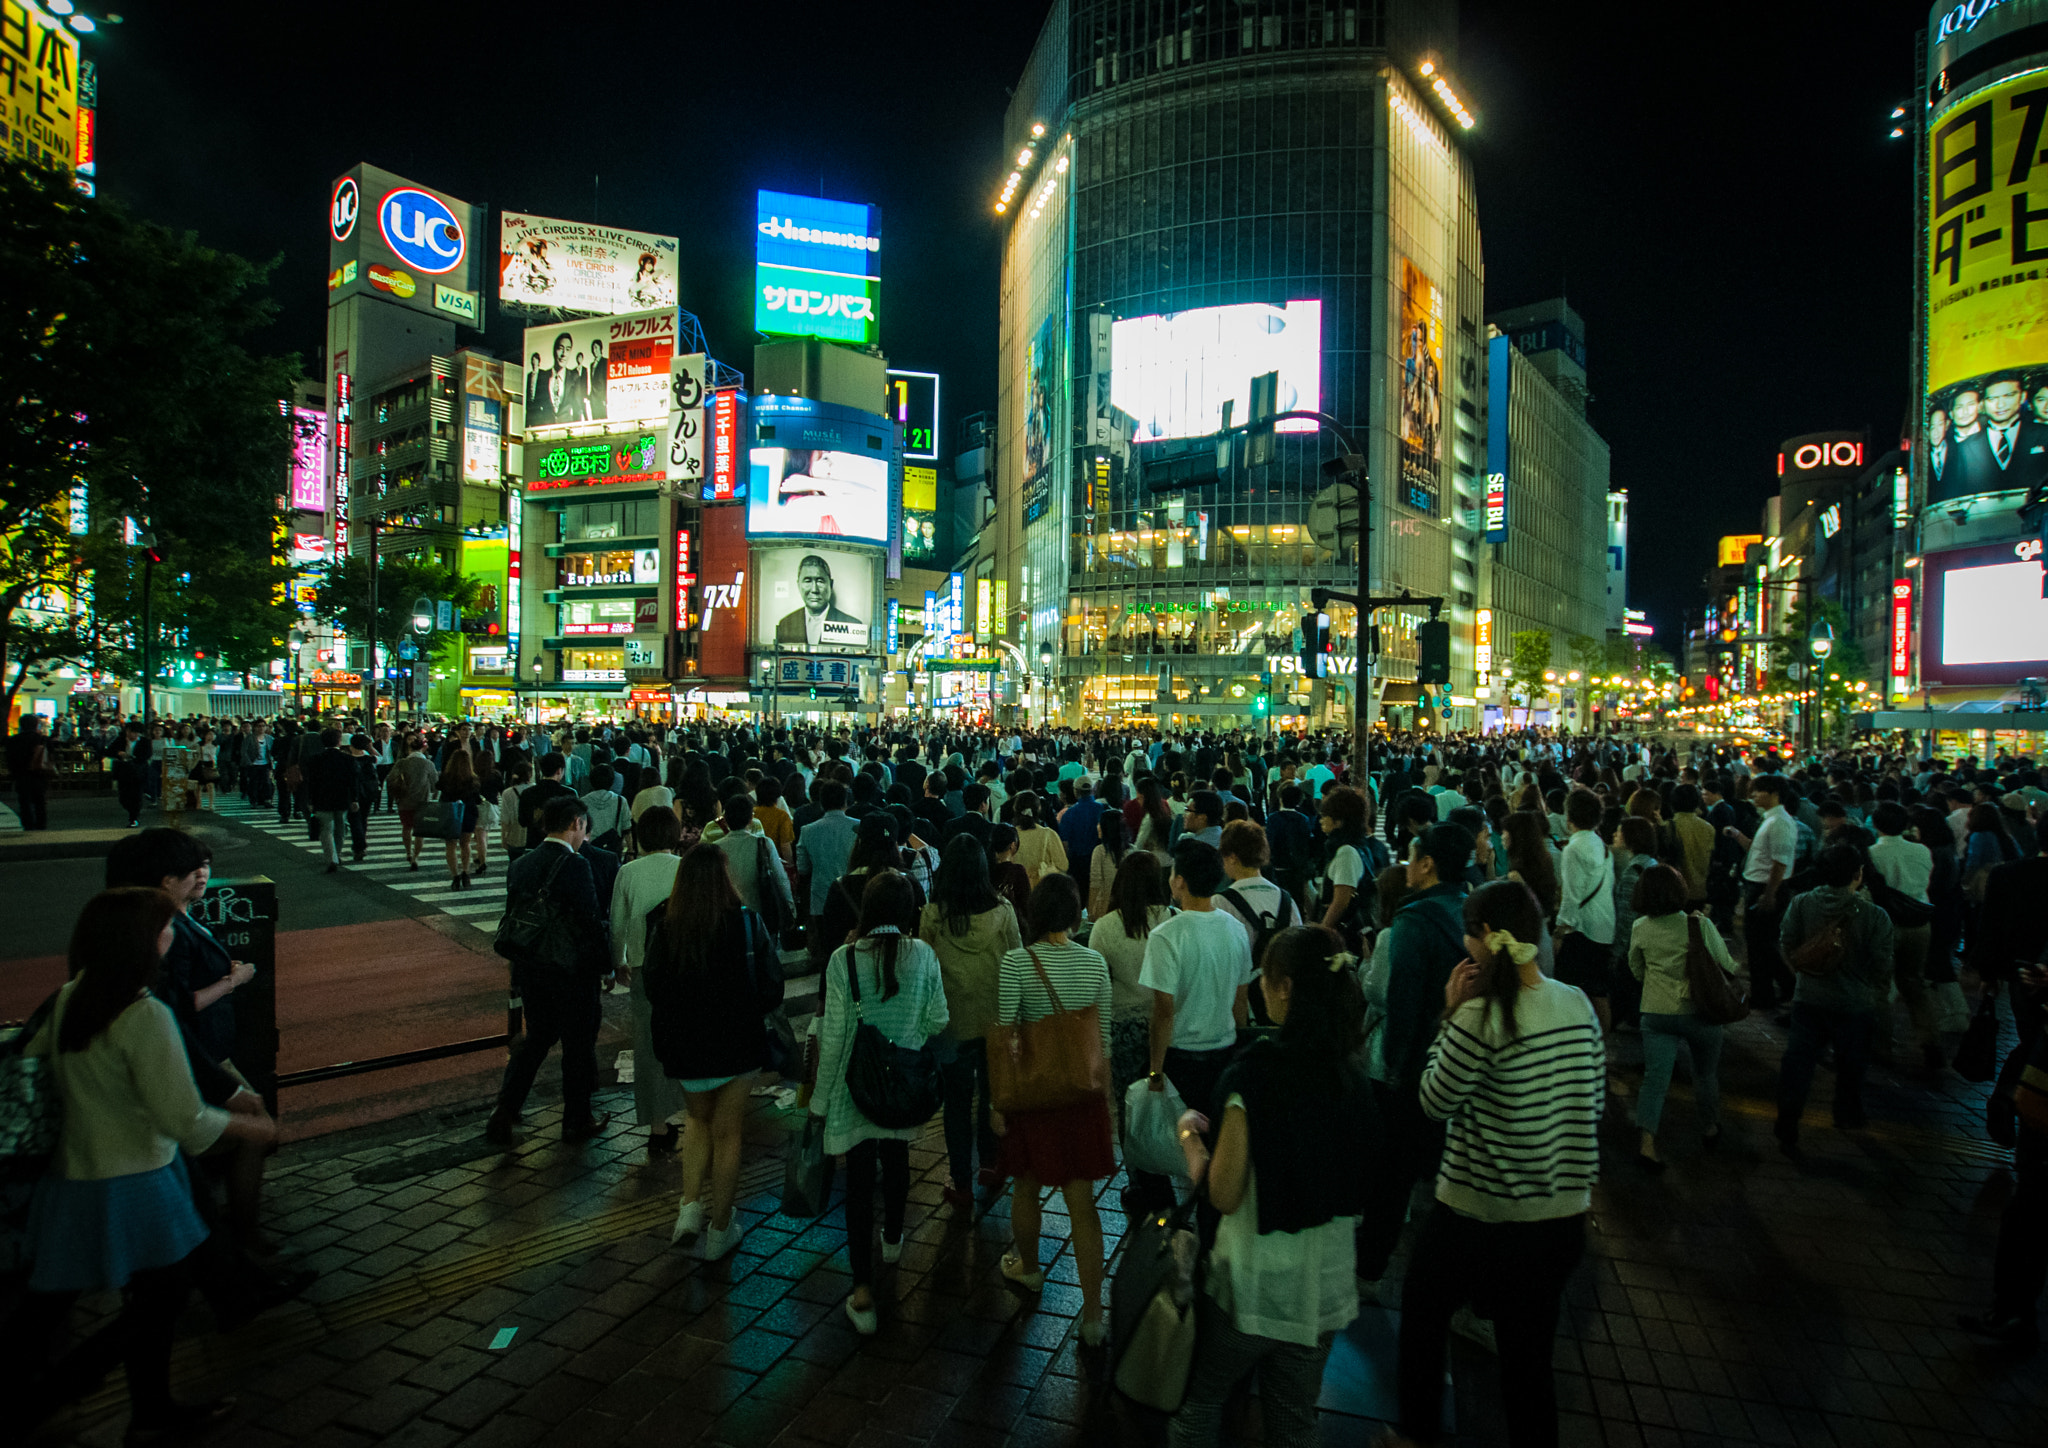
367 264 417 299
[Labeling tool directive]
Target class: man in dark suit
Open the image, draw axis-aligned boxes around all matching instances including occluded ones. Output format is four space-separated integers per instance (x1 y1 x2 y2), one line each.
527 330 583 428
487 795 611 1144
915 772 954 841
518 751 578 852
944 782 995 856
1973 374 2048 500
773 554 864 646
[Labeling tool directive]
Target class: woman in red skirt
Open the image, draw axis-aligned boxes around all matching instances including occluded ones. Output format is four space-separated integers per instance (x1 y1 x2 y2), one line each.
991 873 1116 1346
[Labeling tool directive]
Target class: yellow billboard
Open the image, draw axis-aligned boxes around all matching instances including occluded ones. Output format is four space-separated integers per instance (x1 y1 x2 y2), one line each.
1717 534 1762 567
1 1 81 175
1925 65 2048 504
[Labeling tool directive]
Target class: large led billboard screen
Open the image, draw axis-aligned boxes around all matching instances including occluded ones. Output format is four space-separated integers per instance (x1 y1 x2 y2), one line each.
747 396 891 545
327 164 483 324
1109 300 1321 444
1925 65 2048 505
499 213 679 316
1921 539 2048 685
755 190 881 347
754 546 876 654
1397 259 1446 514
521 308 676 432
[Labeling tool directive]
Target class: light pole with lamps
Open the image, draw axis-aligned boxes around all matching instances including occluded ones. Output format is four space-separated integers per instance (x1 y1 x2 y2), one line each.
1037 641 1054 728
1807 623 1834 752
529 654 544 731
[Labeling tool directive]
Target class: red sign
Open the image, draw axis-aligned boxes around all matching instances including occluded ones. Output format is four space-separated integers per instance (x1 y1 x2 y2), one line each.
711 389 740 501
674 528 694 628
697 505 747 677
1891 577 1912 680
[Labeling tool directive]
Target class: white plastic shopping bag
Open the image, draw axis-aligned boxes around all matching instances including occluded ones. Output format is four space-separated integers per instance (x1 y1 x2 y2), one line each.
1122 1076 1193 1183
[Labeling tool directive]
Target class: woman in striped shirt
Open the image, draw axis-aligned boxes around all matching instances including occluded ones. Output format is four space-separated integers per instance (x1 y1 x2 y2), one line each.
991 873 1115 1346
1386 880 1604 1448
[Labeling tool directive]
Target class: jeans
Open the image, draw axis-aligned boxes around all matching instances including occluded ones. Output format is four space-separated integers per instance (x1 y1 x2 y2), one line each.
14 779 48 829
1355 1081 1447 1280
939 1037 998 1190
1168 1295 1335 1448
843 1137 909 1288
1398 1209 1587 1448
1994 1133 2047 1326
314 809 348 866
1636 1012 1724 1137
1744 883 1790 1011
1776 1001 1875 1130
495 967 601 1121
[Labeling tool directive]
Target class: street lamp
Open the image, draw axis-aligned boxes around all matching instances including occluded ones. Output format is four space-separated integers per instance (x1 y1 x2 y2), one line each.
288 627 306 711
529 653 544 730
1038 641 1054 726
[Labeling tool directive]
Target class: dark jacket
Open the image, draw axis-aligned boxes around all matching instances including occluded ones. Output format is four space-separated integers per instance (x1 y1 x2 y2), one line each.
1381 881 1469 1092
642 906 781 1079
1976 855 2048 980
150 912 240 1106
505 841 608 978
943 812 993 855
518 778 578 850
1780 884 1894 1013
305 748 359 812
163 910 236 1065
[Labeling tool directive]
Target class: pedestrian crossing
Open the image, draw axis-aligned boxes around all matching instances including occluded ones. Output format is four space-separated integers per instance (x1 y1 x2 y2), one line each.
202 795 824 1005
205 797 509 930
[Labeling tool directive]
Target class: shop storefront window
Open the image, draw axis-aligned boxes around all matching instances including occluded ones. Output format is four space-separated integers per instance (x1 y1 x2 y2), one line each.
561 499 661 543
562 648 625 683
559 548 661 587
559 597 657 636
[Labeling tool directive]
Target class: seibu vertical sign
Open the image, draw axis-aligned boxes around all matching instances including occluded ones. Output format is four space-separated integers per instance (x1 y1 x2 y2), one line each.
1891 577 1913 687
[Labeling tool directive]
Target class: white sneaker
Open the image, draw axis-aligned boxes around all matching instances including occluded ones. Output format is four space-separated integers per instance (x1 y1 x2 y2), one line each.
699 1217 746 1260
1000 1252 1045 1291
881 1235 903 1265
844 1296 879 1336
1451 1305 1498 1353
1079 1317 1108 1347
669 1199 705 1246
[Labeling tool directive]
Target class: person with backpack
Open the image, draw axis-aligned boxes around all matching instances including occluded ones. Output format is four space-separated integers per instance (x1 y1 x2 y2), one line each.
1773 844 1895 1152
1314 786 1384 952
1168 926 1379 1448
810 873 949 1335
1216 821 1299 1022
581 763 632 853
1627 864 1741 1172
1356 822 1473 1300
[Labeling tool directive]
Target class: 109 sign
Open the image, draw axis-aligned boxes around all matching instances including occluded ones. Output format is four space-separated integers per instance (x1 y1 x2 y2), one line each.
379 187 465 274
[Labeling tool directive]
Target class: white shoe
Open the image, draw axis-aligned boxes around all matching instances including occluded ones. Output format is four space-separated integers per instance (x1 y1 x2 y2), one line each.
670 1199 705 1246
1000 1252 1045 1291
844 1296 878 1336
1451 1305 1497 1353
1079 1317 1108 1348
881 1235 903 1265
699 1217 746 1260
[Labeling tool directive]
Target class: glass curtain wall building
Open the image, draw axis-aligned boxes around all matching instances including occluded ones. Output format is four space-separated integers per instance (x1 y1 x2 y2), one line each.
995 0 1484 730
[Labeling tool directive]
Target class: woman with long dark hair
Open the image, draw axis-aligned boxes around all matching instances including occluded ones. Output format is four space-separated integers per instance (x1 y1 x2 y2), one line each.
1089 851 1171 1151
920 835 1021 1207
1134 775 1174 863
1502 809 1561 920
988 820 1032 921
1088 809 1129 919
643 847 781 1261
816 814 917 955
1388 880 1604 1448
1012 793 1069 887
993 875 1115 1345
11 888 276 1438
812 874 950 1334
437 748 484 889
1171 924 1377 1446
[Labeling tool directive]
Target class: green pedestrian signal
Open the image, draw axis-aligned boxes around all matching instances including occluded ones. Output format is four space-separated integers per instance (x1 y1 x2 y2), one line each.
1252 692 1270 716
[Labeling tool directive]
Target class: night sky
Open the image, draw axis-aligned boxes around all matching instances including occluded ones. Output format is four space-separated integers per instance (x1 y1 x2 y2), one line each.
95 0 1933 655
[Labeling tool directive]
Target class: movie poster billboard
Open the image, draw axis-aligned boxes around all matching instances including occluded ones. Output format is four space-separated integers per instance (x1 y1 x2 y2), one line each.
1397 257 1445 514
754 546 876 654
1924 66 2048 506
520 308 676 433
498 213 679 316
1022 315 1056 524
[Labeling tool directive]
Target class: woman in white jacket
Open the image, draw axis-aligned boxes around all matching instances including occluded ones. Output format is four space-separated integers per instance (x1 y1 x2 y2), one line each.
609 808 688 1153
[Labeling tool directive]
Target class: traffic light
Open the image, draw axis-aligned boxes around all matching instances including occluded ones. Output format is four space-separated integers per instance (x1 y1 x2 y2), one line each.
1299 611 1332 678
143 540 167 566
1252 692 1270 716
1416 618 1451 684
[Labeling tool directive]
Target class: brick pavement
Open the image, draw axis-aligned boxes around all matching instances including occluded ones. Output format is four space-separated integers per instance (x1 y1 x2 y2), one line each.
22 1002 2048 1448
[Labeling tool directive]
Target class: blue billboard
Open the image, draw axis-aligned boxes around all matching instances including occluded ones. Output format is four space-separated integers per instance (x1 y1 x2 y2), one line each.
747 395 893 545
755 190 881 346
1485 333 1510 544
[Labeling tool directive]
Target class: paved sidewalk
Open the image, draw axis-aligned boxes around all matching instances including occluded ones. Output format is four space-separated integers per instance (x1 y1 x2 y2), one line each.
23 1002 2048 1447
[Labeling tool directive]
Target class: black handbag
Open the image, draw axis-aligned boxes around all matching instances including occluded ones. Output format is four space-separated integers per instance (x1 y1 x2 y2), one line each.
742 909 800 1077
1110 1192 1203 1412
493 853 581 969
754 836 788 939
840 939 941 1129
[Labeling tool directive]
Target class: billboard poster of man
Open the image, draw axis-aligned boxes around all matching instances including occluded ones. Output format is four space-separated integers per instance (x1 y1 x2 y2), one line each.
522 308 675 432
1398 257 1444 513
1926 369 2048 505
755 547 874 653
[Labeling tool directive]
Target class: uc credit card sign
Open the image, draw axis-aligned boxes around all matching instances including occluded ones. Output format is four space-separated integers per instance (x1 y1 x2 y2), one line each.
755 190 880 345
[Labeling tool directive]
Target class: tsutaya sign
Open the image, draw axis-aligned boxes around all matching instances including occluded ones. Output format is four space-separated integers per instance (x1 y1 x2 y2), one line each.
1267 652 1358 675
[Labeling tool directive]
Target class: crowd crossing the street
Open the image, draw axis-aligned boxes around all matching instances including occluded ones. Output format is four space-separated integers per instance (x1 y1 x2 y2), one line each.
3 711 2046 1447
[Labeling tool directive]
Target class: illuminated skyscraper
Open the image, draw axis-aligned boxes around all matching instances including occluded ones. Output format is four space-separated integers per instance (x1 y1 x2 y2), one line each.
991 0 1485 730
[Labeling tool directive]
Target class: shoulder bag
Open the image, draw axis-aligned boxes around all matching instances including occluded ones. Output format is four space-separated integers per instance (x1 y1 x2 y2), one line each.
493 852 580 969
1110 1190 1203 1412
0 991 64 1184
986 946 1107 1113
841 940 942 1129
745 909 800 1077
1682 915 1748 1025
754 836 788 938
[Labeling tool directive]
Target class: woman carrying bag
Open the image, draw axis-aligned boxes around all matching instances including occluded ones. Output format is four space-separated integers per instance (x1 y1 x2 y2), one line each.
609 809 688 1155
643 848 782 1262
992 873 1115 1346
1170 925 1378 1448
919 835 1021 1209
809 873 950 1335
1626 864 1742 1173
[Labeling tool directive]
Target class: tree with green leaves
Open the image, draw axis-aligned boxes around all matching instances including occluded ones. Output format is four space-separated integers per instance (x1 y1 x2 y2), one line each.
1505 629 1554 714
0 159 298 723
309 552 483 705
1768 596 1874 739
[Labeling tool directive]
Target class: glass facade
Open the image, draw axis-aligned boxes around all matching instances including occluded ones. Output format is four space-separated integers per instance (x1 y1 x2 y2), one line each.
997 0 1481 725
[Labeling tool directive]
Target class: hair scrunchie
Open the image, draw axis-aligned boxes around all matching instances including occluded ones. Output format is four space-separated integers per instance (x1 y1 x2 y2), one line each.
1484 929 1539 966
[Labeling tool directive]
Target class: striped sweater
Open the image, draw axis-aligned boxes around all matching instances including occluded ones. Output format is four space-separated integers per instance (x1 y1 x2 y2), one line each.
1418 977 1605 1222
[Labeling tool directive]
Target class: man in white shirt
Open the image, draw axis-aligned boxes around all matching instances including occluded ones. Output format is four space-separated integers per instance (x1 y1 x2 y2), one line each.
1868 800 1940 1069
1555 789 1617 1031
1727 774 1798 1011
1214 820 1299 980
1140 839 1254 1139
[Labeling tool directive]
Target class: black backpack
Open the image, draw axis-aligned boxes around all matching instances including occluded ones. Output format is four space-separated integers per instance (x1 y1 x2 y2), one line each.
1216 883 1300 1019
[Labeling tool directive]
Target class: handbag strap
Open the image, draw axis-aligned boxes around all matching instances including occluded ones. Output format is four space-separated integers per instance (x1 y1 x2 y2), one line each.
842 939 864 1021
1021 945 1069 1017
